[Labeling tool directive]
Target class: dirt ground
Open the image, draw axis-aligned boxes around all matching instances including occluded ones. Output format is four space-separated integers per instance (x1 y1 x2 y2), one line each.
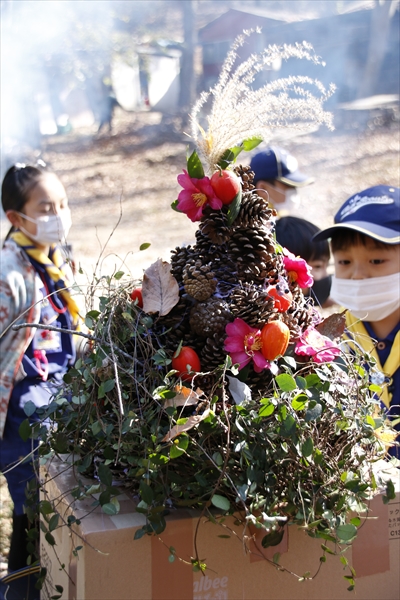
0 108 398 572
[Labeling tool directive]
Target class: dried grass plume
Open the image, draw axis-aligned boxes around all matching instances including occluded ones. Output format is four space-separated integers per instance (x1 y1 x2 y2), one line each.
191 29 335 173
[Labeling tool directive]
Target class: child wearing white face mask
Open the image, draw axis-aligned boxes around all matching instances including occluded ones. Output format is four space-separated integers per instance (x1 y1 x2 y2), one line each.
250 146 314 215
313 185 400 459
0 163 80 572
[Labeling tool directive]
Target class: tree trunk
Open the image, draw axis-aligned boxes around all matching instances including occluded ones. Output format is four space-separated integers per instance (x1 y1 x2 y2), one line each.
357 0 396 99
178 0 197 122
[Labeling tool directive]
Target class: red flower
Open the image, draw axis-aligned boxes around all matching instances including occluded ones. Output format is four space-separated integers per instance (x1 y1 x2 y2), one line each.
283 249 313 288
224 318 270 373
177 170 223 222
295 327 341 364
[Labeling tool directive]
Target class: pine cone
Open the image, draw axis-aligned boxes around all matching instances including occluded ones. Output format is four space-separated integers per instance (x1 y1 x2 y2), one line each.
228 228 275 266
235 192 275 230
229 284 276 327
170 245 194 284
190 297 233 338
194 230 225 258
200 207 232 245
183 259 217 301
233 164 255 192
200 333 228 371
281 287 315 338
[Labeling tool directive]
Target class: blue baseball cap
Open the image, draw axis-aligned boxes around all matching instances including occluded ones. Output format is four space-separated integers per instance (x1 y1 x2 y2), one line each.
250 146 314 187
313 185 400 244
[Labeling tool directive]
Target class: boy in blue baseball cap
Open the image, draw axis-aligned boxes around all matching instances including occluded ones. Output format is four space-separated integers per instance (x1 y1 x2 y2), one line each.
314 185 400 458
250 146 314 214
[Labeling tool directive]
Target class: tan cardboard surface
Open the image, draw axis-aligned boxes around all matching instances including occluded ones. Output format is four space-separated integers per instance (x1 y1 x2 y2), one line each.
40 459 400 600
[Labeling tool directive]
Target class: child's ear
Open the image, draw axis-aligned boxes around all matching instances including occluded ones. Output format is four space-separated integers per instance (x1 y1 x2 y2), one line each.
6 210 23 228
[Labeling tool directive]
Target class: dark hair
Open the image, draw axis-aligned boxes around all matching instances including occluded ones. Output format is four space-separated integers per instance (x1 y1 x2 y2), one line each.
330 229 392 253
2 161 49 240
275 216 330 262
1 161 49 213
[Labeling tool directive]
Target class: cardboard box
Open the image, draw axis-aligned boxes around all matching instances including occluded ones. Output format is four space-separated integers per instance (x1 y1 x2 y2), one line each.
40 458 400 600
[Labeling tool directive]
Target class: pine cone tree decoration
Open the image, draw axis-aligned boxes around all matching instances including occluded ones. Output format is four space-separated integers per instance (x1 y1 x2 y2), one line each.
190 297 233 338
183 259 217 301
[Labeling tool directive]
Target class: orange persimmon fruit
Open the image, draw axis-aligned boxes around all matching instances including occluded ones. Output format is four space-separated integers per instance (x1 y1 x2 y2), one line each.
260 321 290 361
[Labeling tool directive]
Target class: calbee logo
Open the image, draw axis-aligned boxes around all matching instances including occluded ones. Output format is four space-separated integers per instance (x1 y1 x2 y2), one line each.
340 194 393 219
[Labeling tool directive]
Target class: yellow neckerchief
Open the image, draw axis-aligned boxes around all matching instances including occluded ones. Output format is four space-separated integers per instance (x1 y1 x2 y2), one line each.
10 230 80 327
345 311 400 409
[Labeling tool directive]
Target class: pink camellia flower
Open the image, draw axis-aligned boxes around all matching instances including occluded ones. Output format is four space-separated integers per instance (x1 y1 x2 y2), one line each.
177 170 223 222
224 318 270 373
295 327 341 364
282 249 313 288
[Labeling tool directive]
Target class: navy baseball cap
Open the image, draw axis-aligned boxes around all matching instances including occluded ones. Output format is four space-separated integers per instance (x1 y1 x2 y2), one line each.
313 185 400 244
250 146 314 187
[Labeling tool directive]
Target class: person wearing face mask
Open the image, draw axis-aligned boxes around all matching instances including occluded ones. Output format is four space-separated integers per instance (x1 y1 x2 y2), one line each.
0 163 80 573
249 146 314 215
313 185 400 459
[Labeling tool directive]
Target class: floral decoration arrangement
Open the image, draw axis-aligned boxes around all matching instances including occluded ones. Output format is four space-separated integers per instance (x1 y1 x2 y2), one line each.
30 32 396 591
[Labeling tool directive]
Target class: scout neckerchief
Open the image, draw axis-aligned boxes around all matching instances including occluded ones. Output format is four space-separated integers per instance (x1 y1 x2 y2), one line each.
344 310 400 409
11 230 80 328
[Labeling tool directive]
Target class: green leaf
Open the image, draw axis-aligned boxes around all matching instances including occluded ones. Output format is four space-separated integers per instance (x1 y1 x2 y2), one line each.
114 271 124 280
134 527 147 540
23 401 37 417
301 438 314 458
336 523 357 543
242 136 262 151
211 494 230 512
295 376 307 390
226 186 242 226
261 529 284 548
48 514 59 532
291 394 308 411
171 200 180 212
305 374 320 388
45 532 56 546
275 374 297 392
187 150 205 178
39 501 54 516
258 401 275 417
383 479 396 504
103 379 115 393
140 481 154 505
97 463 113 487
218 147 243 169
139 242 151 251
305 402 322 422
102 502 118 515
19 419 32 442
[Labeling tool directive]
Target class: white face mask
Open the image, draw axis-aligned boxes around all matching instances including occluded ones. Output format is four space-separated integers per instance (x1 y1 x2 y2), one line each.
274 187 300 214
18 208 72 244
330 272 400 322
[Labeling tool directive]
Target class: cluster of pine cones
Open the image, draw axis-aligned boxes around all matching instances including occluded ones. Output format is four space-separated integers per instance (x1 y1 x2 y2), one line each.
154 165 315 395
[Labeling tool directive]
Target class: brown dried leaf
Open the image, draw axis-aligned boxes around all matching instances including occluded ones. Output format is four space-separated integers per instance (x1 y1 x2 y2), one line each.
316 310 347 341
142 259 179 316
162 409 211 442
163 385 204 408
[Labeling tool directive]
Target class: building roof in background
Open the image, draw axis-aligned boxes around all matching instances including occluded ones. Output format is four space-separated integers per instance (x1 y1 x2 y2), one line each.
199 2 377 42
